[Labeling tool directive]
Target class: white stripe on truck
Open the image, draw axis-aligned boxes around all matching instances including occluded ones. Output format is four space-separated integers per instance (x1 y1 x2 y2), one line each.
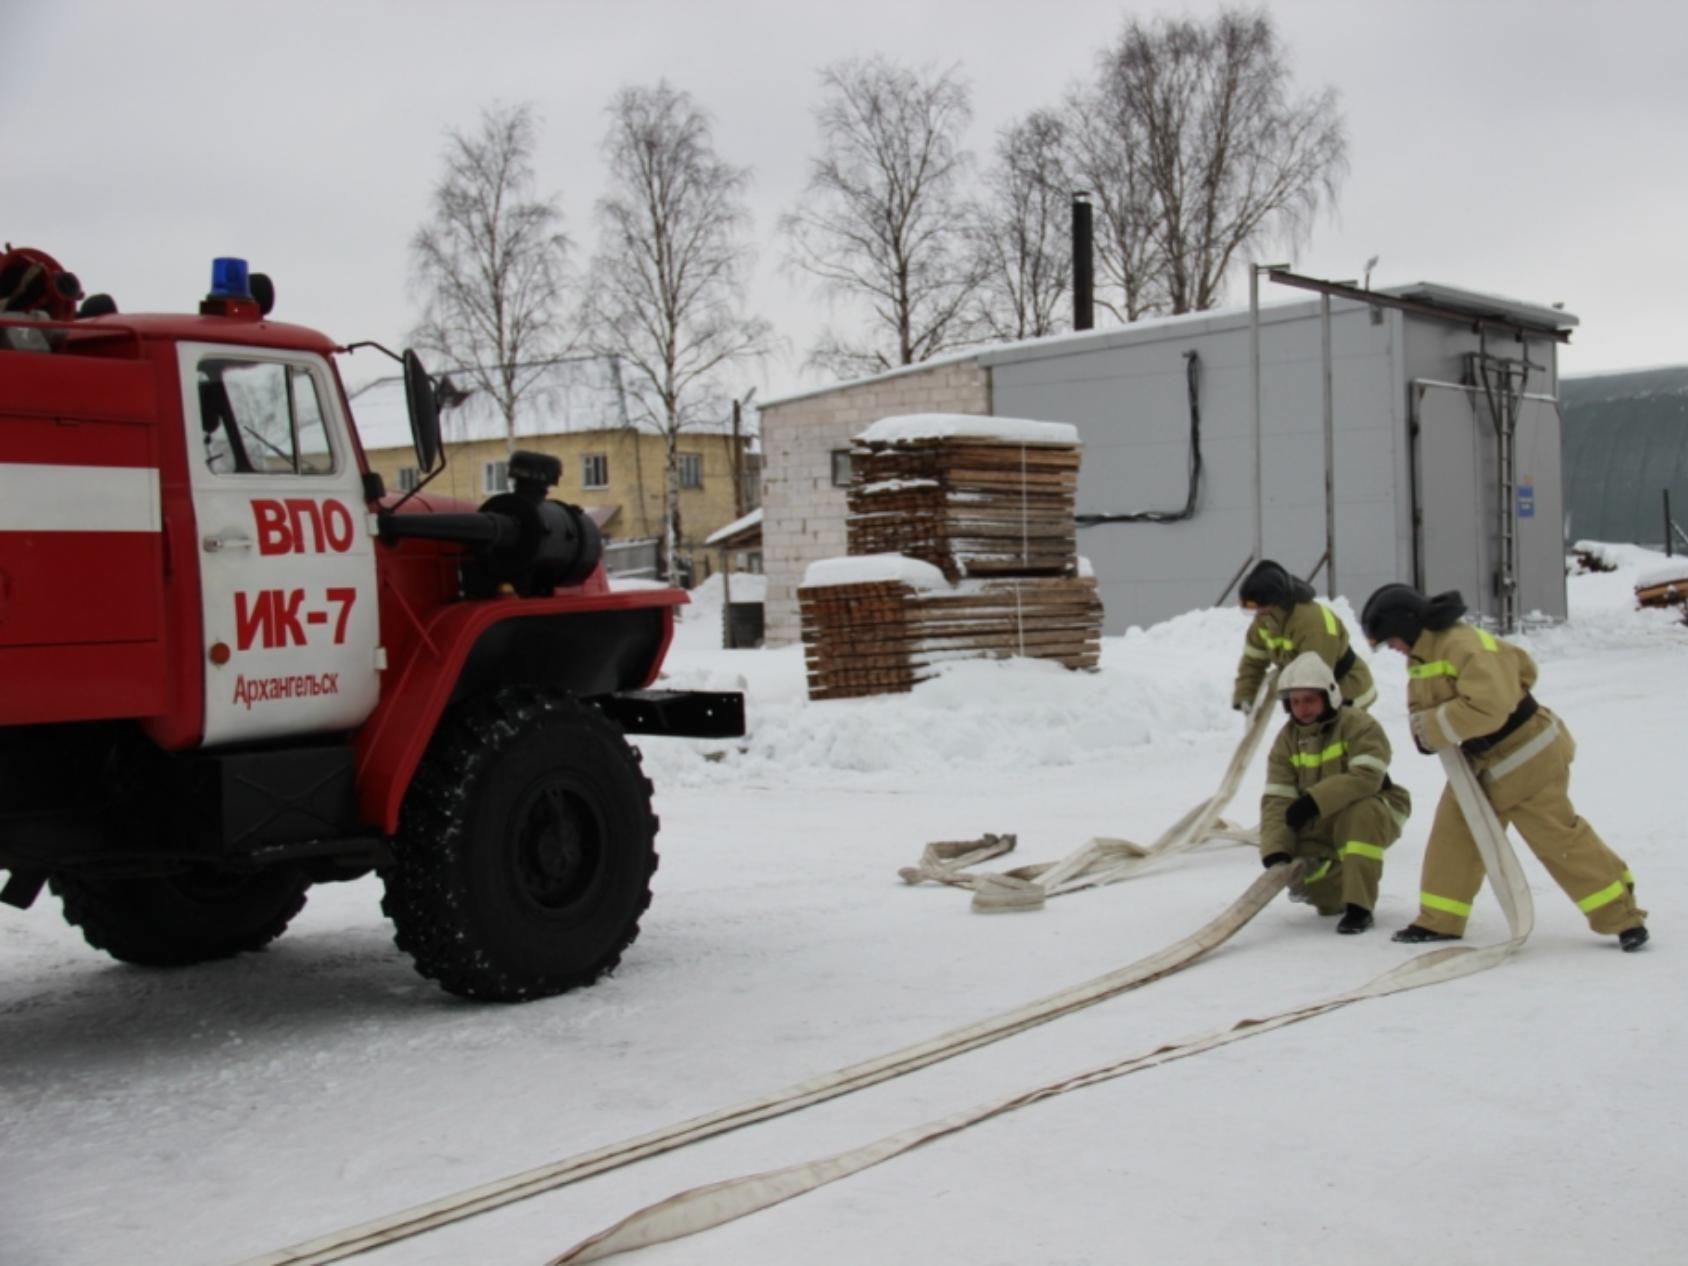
0 463 161 532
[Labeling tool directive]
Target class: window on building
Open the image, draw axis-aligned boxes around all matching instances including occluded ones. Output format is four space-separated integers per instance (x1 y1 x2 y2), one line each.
395 466 420 492
678 452 703 489
830 449 855 488
483 460 509 494
582 453 609 489
743 452 762 508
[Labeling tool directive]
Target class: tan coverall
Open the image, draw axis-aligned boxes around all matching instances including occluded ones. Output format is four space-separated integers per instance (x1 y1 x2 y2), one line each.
1405 623 1645 937
1260 706 1411 913
1234 601 1377 712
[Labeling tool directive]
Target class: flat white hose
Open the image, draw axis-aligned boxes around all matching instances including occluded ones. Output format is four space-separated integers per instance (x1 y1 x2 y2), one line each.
549 751 1530 1264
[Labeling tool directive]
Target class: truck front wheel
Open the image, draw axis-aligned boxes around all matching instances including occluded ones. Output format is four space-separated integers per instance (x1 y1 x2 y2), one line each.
51 866 310 967
383 689 659 1002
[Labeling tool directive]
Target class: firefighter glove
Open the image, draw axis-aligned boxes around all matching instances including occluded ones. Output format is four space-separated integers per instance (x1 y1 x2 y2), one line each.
1262 851 1292 869
1284 795 1319 831
1409 711 1433 755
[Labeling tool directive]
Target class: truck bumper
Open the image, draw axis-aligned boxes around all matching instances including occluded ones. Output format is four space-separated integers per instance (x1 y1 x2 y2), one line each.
592 690 745 739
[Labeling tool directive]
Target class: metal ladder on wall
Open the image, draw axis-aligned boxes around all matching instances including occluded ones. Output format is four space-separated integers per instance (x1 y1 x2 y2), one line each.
1470 344 1537 633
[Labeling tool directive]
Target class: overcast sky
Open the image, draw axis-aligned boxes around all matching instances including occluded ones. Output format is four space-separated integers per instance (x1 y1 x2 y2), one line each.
6 0 1686 407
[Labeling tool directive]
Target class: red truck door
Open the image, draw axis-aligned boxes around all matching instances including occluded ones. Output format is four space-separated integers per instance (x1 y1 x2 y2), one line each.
177 343 380 745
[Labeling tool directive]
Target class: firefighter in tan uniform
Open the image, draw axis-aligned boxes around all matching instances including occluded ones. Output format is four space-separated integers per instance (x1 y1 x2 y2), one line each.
1258 653 1410 934
1360 584 1650 951
1233 560 1377 712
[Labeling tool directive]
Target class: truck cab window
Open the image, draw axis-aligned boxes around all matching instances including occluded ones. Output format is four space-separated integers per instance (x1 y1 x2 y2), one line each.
199 358 335 476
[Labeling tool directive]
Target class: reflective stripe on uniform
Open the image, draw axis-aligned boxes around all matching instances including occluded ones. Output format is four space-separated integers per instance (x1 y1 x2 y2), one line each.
1476 629 1499 651
1290 741 1348 768
1260 633 1295 652
1242 644 1271 660
1350 753 1388 774
1421 892 1473 917
1319 604 1338 635
1306 860 1333 883
1342 841 1386 861
1576 879 1628 914
1624 869 1635 885
1481 718 1561 784
1409 660 1458 679
1264 782 1300 799
1350 684 1378 709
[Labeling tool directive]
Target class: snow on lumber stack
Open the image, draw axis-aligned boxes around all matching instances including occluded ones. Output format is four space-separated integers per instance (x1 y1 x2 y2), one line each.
1634 559 1688 609
847 413 1082 583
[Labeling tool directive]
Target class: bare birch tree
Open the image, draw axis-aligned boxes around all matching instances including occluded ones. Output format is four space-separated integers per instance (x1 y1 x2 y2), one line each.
783 57 979 376
969 110 1072 341
1098 8 1347 314
582 82 770 583
410 103 571 451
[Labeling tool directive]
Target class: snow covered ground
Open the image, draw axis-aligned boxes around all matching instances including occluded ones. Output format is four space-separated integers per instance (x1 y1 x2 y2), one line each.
3 559 1683 1266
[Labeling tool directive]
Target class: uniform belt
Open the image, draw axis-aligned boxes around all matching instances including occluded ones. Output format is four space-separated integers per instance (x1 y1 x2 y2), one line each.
1333 646 1356 680
1462 693 1539 755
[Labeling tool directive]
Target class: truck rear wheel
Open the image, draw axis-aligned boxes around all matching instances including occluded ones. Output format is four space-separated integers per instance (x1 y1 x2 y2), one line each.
51 866 311 967
383 688 658 1002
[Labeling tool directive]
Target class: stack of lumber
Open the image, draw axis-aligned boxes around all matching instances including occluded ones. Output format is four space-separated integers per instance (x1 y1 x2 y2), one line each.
800 572 1104 701
1634 560 1688 620
801 415 1102 701
846 417 1080 582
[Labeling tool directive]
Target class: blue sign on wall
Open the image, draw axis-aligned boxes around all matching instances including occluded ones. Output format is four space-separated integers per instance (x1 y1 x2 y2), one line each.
1517 484 1535 518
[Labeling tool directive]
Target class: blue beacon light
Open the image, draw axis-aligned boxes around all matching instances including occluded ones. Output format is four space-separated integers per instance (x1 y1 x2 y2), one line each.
210 257 251 299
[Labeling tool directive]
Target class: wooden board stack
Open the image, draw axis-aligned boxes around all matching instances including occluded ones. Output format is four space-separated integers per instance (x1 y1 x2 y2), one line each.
845 439 1079 581
800 574 1104 701
801 415 1103 701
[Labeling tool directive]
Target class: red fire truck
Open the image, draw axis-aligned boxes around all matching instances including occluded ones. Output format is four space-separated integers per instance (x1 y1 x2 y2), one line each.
0 246 741 1001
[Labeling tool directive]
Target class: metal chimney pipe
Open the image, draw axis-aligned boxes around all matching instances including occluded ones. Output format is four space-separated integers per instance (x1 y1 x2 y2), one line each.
1071 192 1094 332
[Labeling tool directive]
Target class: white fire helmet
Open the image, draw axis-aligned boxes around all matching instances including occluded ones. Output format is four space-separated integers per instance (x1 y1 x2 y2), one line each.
1277 651 1342 710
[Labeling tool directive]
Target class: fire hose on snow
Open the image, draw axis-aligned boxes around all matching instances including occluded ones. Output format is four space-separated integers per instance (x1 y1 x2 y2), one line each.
237 684 1531 1266
897 671 1282 911
546 749 1532 1262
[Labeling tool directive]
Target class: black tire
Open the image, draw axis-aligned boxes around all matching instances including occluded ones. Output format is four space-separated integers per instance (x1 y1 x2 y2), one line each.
51 866 310 967
382 688 659 1002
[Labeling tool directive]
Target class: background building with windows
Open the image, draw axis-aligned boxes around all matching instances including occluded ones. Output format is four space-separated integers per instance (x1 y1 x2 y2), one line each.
348 356 759 582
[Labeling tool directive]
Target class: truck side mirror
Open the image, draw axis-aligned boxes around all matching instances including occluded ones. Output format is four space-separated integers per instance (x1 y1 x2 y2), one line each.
402 349 442 472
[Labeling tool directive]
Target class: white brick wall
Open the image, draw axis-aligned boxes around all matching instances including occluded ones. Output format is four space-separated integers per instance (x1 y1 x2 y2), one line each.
761 361 991 645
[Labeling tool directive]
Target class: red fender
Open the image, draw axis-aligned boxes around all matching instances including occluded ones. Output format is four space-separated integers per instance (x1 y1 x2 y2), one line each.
355 589 682 834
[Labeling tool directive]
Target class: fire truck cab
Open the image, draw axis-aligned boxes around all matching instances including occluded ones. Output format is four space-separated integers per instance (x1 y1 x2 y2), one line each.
0 247 741 1001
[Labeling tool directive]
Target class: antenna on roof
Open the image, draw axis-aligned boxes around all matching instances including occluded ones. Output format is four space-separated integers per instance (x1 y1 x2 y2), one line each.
1363 255 1380 290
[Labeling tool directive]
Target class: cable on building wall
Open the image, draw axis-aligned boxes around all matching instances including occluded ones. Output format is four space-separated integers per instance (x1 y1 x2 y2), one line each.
1076 348 1203 527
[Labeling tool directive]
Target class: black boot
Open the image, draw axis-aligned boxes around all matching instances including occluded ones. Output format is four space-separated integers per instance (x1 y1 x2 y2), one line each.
1392 923 1460 944
1619 926 1650 953
1336 905 1374 935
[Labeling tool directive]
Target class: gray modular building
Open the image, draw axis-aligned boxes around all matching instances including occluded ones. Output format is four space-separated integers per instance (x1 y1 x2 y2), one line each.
758 278 1577 644
1560 365 1688 549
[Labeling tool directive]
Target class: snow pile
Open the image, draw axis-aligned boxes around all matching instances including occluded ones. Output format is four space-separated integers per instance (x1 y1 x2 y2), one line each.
651 574 1683 792
650 601 1262 787
1572 539 1660 571
855 413 1080 447
1522 543 1688 659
